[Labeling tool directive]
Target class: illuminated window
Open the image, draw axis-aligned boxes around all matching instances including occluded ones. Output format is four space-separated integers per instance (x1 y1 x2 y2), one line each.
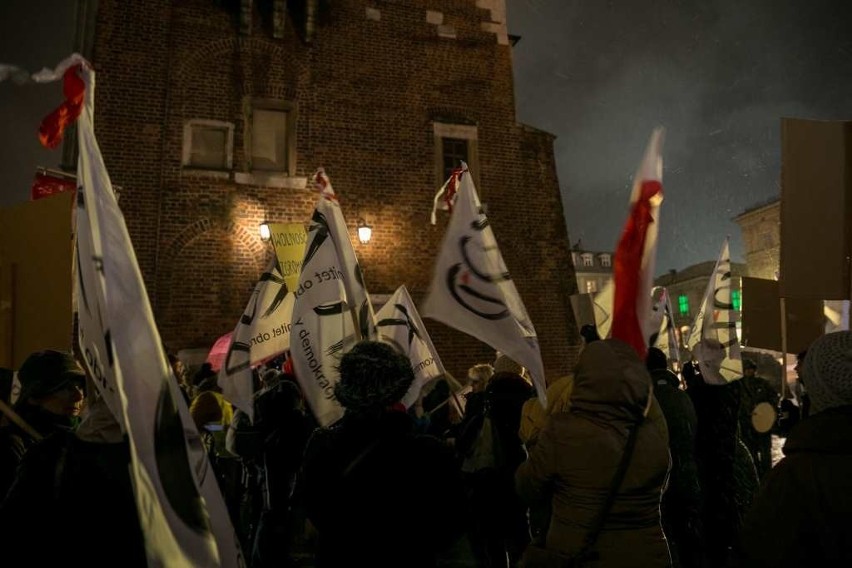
586 280 597 294
732 289 742 311
678 295 689 316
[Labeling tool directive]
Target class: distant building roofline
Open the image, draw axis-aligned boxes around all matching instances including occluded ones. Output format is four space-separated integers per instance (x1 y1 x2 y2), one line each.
734 197 780 222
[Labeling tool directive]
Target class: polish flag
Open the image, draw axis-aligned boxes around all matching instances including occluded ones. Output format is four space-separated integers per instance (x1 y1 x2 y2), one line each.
611 128 665 359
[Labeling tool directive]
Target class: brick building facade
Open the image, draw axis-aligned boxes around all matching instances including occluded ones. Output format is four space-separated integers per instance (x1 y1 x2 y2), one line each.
85 0 580 381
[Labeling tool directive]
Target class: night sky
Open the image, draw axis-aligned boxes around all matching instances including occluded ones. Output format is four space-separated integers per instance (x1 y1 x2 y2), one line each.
506 0 852 271
4 1 852 273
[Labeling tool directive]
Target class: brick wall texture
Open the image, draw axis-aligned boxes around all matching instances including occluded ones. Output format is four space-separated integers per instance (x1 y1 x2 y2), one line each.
90 0 581 383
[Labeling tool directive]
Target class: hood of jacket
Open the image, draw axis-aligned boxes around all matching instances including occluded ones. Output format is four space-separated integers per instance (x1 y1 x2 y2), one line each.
570 339 653 425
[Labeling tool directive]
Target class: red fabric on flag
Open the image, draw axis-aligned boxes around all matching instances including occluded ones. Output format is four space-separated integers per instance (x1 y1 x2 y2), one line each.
611 180 663 359
444 167 463 213
38 64 85 149
31 172 76 200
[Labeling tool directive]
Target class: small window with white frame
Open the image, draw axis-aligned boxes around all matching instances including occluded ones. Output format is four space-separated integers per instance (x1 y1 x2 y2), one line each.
182 120 234 170
581 253 594 267
599 254 611 268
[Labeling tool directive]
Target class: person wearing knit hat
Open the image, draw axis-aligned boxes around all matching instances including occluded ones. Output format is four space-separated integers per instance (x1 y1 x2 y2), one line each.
736 331 852 566
0 350 86 498
298 340 465 567
333 341 414 414
800 332 852 413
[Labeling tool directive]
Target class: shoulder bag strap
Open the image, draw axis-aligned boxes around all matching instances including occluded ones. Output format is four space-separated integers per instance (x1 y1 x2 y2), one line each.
575 419 643 561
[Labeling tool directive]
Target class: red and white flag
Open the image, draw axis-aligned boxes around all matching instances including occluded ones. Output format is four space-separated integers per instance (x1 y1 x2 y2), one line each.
686 237 742 384
422 165 548 407
611 128 665 359
57 58 244 566
289 170 377 426
376 285 446 408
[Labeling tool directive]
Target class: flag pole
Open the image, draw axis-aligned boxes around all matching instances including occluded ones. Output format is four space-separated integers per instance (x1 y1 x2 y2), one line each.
0 399 42 441
779 297 788 400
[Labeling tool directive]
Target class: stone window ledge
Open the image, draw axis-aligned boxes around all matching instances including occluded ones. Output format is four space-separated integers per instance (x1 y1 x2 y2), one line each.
234 172 308 190
181 169 231 180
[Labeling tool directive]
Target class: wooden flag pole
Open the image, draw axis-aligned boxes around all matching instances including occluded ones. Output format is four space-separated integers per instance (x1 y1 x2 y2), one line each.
779 297 788 400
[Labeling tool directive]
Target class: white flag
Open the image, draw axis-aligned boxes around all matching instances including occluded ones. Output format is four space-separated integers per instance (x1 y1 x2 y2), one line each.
218 259 295 422
593 279 614 339
290 170 376 426
73 63 243 567
376 285 446 408
687 237 742 384
422 165 547 407
651 286 681 368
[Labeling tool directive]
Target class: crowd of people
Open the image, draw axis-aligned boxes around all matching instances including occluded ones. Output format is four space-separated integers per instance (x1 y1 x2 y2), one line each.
0 329 850 567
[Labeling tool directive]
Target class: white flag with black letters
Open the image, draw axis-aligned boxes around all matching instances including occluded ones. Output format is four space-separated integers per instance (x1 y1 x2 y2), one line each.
289 170 377 427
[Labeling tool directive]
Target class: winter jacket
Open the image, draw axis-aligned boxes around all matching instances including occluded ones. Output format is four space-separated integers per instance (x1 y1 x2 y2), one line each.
297 408 465 567
0 404 76 500
0 431 146 567
651 368 703 567
735 406 852 567
516 340 671 567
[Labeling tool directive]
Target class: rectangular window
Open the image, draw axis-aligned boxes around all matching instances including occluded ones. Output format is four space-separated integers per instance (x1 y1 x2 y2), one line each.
582 254 594 267
252 109 289 171
442 138 469 182
586 280 597 294
247 99 297 175
600 254 611 268
732 289 742 311
433 122 479 190
182 120 234 170
678 294 689 316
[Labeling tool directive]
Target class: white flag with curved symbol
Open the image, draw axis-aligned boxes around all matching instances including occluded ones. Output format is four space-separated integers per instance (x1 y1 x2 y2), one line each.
687 238 742 384
376 285 446 408
422 166 547 407
72 62 243 567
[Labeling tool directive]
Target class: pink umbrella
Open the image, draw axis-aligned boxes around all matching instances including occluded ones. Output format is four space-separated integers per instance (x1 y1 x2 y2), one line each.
206 331 233 372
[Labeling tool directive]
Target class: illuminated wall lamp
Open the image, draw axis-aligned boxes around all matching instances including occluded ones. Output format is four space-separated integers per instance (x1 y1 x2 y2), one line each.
259 220 271 242
357 219 372 244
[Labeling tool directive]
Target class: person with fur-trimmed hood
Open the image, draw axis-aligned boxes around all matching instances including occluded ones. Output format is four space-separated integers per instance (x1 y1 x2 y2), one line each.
296 341 465 567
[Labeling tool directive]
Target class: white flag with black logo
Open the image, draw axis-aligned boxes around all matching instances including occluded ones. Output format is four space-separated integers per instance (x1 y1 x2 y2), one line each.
73 64 243 567
290 170 377 427
376 285 446 408
687 237 742 384
422 166 547 406
218 259 294 422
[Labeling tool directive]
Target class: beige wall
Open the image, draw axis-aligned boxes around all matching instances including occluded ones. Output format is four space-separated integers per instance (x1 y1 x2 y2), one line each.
0 193 75 369
736 201 780 280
